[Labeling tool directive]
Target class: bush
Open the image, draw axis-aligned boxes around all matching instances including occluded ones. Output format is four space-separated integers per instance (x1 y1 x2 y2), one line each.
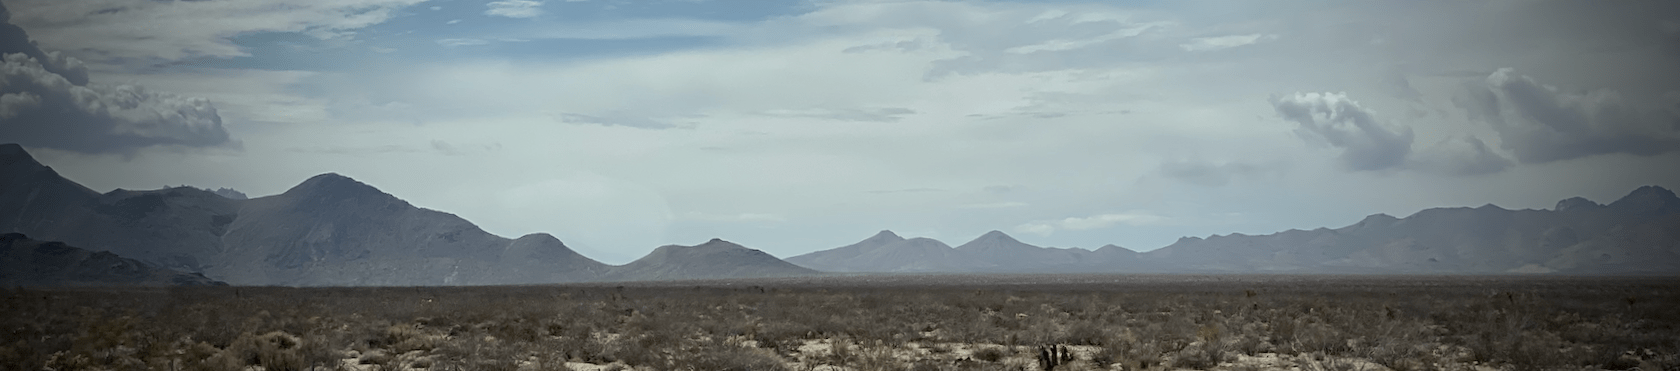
973 346 1009 363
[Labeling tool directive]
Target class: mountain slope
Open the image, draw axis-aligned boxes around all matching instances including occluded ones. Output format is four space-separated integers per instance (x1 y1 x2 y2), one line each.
1 145 618 286
605 238 818 281
955 230 1097 272
788 231 996 273
1137 187 1680 274
785 230 904 271
0 233 225 287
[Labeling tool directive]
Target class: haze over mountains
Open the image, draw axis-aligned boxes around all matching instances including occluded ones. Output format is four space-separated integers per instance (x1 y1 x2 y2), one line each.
1 143 1676 286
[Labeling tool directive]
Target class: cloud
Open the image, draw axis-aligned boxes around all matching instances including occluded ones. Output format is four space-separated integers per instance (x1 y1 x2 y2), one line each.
485 0 544 18
757 107 916 122
0 12 232 155
0 4 86 86
552 112 686 130
1458 68 1680 163
1178 33 1276 52
436 38 490 47
4 0 427 67
1015 211 1168 236
1271 92 1414 171
1005 23 1162 54
1408 135 1514 176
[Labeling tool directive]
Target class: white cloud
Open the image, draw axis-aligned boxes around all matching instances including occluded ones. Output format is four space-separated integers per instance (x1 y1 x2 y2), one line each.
1004 23 1162 54
1178 33 1276 52
436 38 490 47
485 0 545 19
6 0 427 67
1271 92 1414 171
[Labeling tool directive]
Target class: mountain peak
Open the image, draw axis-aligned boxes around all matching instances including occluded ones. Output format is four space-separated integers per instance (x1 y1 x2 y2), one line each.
1354 213 1399 227
1554 197 1602 212
0 143 26 158
977 230 1018 242
282 173 388 199
0 143 41 168
1608 185 1679 215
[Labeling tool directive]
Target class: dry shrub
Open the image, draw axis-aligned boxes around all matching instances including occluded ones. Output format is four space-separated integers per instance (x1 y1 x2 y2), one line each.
973 346 1009 363
1172 341 1231 370
385 324 438 353
673 343 790 371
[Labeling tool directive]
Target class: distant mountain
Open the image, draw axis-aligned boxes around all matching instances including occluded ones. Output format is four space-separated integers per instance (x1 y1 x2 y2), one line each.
605 238 818 281
0 233 225 287
1136 186 1680 274
791 187 1680 275
955 230 1105 272
784 230 905 271
210 187 248 200
0 143 820 285
787 231 994 272
0 144 619 285
210 173 611 285
788 229 1140 274
6 142 1676 281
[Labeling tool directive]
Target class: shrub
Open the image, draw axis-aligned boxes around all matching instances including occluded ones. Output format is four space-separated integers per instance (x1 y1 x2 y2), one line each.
973 346 1009 363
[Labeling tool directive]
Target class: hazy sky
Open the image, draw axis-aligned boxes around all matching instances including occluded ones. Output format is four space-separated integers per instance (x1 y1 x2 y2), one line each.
3 0 1678 264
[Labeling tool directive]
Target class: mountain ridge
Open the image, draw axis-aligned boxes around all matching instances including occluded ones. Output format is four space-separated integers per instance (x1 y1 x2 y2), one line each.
3 143 1676 283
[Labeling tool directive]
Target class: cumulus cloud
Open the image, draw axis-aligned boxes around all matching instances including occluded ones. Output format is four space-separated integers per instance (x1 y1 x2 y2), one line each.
1178 33 1276 52
485 0 545 18
0 4 86 86
0 12 232 155
1015 211 1167 236
1271 92 1414 171
1458 68 1680 163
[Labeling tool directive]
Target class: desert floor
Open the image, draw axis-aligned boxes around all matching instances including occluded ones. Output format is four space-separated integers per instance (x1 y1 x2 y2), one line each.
3 274 1675 371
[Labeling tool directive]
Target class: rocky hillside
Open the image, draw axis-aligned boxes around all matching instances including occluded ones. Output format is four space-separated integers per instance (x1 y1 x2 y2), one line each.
0 144 616 285
0 233 224 286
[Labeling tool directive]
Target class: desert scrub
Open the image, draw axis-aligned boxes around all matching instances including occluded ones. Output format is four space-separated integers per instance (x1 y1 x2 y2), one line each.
4 276 1680 370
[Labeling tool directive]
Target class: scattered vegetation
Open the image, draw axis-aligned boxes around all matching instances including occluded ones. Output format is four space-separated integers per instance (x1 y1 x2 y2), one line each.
1 275 1675 371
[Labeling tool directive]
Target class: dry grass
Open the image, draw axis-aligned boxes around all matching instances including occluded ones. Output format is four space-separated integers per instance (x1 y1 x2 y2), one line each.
1 275 1675 371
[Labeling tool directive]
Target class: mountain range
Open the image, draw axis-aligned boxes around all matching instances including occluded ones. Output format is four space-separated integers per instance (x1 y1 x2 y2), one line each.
0 144 808 286
1 142 1675 286
789 187 1680 275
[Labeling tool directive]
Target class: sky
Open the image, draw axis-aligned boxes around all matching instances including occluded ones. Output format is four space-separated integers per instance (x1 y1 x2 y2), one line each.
2 0 1678 264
